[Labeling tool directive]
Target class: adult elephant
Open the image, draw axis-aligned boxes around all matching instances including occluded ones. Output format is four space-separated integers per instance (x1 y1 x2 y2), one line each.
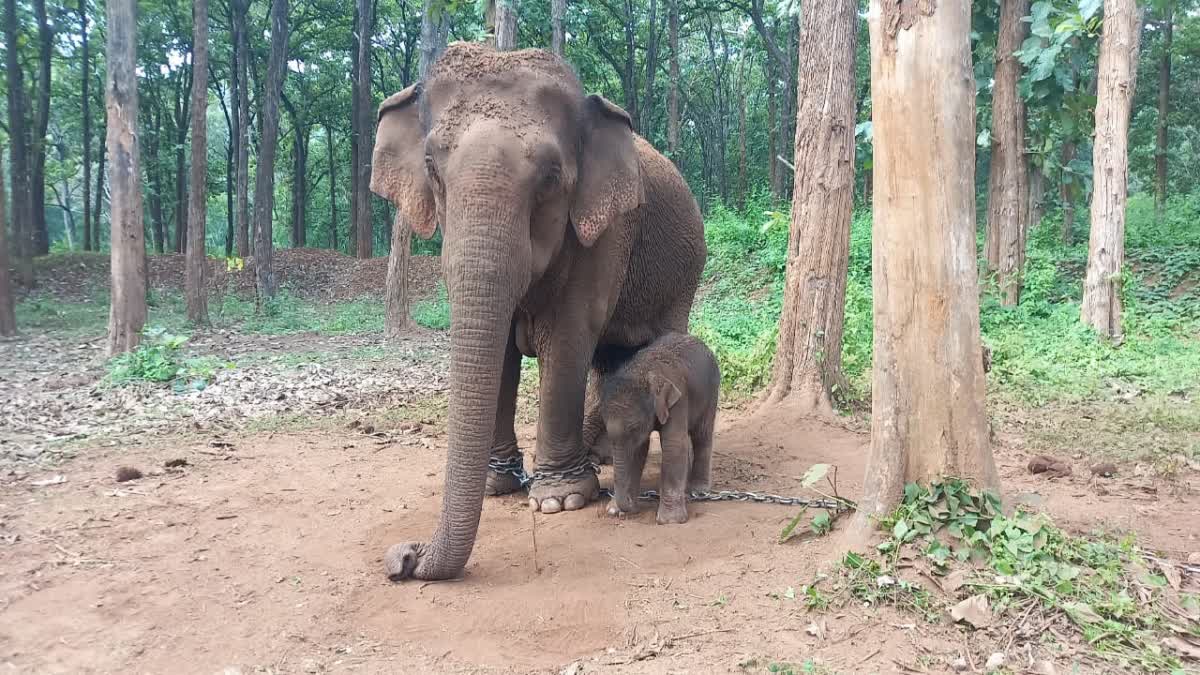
372 43 706 581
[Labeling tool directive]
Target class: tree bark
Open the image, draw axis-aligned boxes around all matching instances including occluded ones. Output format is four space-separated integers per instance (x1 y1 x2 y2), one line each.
853 0 997 533
173 65 193 254
737 54 748 207
495 0 518 50
762 0 857 415
349 2 360 254
1060 140 1077 244
767 72 778 197
1154 2 1173 218
385 211 412 337
551 0 566 56
984 0 1030 306
667 0 680 159
355 0 374 258
93 103 106 250
186 0 210 326
1081 0 1142 338
254 0 289 301
420 0 449 77
105 0 148 355
326 123 338 250
233 0 251 258
1026 156 1046 230
0 151 15 336
291 118 310 248
30 0 53 255
4 0 34 286
81 0 93 253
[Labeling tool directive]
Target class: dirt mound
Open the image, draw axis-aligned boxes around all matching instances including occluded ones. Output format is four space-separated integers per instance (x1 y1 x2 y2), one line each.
29 249 444 303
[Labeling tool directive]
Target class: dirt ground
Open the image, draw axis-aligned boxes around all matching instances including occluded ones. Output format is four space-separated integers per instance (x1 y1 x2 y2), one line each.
2 396 1197 674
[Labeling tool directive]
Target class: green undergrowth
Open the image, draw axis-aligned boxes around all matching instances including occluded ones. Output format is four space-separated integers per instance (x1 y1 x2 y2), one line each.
805 480 1199 673
104 327 233 390
411 282 451 330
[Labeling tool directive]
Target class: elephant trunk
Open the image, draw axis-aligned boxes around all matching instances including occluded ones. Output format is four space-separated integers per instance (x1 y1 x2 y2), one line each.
414 210 528 580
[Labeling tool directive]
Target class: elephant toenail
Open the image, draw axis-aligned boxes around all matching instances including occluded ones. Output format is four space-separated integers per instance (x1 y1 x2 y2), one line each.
540 497 563 514
563 494 586 511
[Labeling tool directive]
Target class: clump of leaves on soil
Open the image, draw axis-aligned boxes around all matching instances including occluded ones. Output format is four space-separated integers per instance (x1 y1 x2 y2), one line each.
809 479 1200 673
105 327 232 390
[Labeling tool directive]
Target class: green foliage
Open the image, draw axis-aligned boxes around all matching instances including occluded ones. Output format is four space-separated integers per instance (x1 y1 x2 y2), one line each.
105 327 233 389
412 283 451 330
824 480 1197 673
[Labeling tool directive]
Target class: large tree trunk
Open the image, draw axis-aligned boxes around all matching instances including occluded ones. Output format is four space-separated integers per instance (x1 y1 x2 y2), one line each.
667 0 680 160
495 0 518 50
4 0 33 287
0 153 15 336
105 0 148 355
326 123 338 250
80 0 93 253
355 0 374 258
1081 0 1142 338
254 0 289 301
384 212 412 337
186 0 210 326
233 0 251 258
1154 2 1173 219
420 0 449 77
30 0 53 256
762 0 857 415
984 0 1030 306
551 0 566 56
853 0 997 534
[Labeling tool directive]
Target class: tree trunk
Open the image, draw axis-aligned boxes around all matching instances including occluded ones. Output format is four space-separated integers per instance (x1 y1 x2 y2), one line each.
767 73 778 197
495 0 518 51
326 123 338 250
420 0 449 77
737 54 748 208
1154 2 1173 219
186 0 210 326
233 0 251 258
762 0 857 415
292 122 309 247
4 0 33 287
30 0 53 256
93 105 106 250
667 0 680 160
254 0 289 301
81 0 93 253
1026 157 1046 229
1060 141 1077 244
984 0 1030 306
0 152 15 336
105 0 148 355
385 211 412 337
551 0 566 56
173 65 192 254
355 0 374 258
641 0 660 128
349 3 360 255
853 0 997 533
1081 0 1142 339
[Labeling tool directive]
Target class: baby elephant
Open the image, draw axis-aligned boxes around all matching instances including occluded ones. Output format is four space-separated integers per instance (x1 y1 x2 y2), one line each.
600 332 719 524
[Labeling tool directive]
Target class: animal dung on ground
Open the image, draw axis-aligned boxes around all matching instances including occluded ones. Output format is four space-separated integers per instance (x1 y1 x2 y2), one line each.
1026 455 1072 478
1088 462 1118 478
164 458 189 468
115 466 144 482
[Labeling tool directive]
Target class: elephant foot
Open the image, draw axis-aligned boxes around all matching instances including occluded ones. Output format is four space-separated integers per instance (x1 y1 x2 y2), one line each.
383 542 426 581
527 471 599 514
485 469 525 496
656 496 689 525
485 444 527 496
606 495 637 517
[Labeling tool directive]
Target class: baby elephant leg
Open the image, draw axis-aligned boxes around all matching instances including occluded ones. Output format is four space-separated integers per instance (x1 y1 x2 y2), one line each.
608 437 649 516
688 407 715 493
657 421 693 525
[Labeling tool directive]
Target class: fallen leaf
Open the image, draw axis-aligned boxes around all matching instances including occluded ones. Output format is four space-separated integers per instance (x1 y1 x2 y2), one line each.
1063 601 1103 625
1156 560 1182 591
950 594 992 628
941 569 969 594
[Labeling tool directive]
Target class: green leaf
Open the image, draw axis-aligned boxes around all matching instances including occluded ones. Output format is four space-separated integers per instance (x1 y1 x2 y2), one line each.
779 508 808 543
811 511 832 536
1078 0 1102 21
801 464 830 489
893 519 910 541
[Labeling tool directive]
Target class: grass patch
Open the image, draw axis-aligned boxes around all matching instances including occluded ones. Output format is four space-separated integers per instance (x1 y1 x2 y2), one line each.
412 282 451 330
104 327 233 390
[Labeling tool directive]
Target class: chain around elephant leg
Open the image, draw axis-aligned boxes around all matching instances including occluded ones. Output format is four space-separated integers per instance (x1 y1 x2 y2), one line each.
484 440 526 496
527 454 600 513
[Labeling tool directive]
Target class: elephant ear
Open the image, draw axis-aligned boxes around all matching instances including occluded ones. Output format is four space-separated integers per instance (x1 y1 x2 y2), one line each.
371 84 437 239
648 371 683 426
570 95 646 248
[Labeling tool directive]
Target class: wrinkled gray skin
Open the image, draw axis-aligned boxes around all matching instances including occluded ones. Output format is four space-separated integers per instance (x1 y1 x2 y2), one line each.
600 332 719 525
370 43 706 581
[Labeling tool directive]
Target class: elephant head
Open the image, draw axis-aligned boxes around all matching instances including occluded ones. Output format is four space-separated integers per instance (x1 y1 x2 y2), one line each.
370 42 645 580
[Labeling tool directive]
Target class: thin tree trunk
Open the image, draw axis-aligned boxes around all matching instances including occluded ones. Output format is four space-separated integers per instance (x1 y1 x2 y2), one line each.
147 106 167 254
186 0 210 326
762 0 857 415
105 0 148 355
1027 156 1046 229
1081 0 1142 338
0 152 15 336
667 0 680 159
233 0 251 258
31 0 53 255
355 0 374 258
385 211 412 337
852 0 997 536
292 122 309 247
349 2 360 255
1154 3 1173 218
641 0 660 128
173 65 192 254
767 72 778 196
551 0 566 56
254 0 289 302
984 0 1030 306
1060 141 1077 244
93 105 106 250
326 123 338 250
81 0 93 253
495 0 518 50
4 0 33 286
737 54 748 208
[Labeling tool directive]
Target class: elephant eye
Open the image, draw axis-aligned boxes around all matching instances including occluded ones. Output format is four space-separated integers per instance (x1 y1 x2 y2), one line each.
424 154 441 189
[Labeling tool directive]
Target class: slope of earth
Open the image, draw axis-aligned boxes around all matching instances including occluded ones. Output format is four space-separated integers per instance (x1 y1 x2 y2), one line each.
1 408 1196 674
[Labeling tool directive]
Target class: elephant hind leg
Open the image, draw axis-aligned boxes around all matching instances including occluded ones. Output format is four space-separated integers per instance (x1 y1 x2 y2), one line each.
583 368 610 465
485 318 526 496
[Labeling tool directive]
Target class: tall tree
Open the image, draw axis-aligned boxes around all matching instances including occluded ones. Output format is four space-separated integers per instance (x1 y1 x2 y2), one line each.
852 0 997 533
419 0 450 72
1155 1 1174 217
355 0 374 258
233 0 251 258
186 0 211 326
254 0 289 301
0 151 15 336
1081 0 1143 338
105 0 148 355
172 61 194 253
4 0 33 286
93 100 106 251
984 0 1031 306
551 0 566 55
761 0 858 415
326 122 339 251
667 0 680 159
495 0 518 50
30 0 53 255
80 0 93 253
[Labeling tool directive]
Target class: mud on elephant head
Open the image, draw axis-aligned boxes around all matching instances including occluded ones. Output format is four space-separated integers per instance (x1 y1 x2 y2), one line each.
371 43 654 581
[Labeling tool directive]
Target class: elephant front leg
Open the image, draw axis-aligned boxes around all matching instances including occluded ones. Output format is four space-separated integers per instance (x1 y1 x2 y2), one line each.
485 319 526 496
527 338 600 514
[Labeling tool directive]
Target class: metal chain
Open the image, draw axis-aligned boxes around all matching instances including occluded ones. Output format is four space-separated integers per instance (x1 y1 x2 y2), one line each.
488 451 851 512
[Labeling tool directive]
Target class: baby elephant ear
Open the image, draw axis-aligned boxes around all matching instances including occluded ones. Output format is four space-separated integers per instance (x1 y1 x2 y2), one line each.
649 372 683 425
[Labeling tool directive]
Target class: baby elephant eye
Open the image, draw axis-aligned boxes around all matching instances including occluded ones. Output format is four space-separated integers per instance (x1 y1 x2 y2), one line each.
424 154 441 185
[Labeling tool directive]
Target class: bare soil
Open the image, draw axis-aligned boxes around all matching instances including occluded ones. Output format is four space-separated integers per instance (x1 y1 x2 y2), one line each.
2 401 1197 674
